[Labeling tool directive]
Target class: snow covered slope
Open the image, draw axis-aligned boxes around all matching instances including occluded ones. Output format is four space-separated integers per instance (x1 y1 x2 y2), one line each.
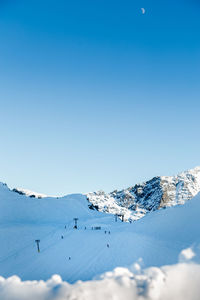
0 180 200 283
0 182 99 224
87 166 200 221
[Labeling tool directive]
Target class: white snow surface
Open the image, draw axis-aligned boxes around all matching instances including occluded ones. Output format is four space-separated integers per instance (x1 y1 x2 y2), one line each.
0 179 200 285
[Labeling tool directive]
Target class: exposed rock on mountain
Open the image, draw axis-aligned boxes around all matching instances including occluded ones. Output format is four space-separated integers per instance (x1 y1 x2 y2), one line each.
12 188 47 199
87 167 200 221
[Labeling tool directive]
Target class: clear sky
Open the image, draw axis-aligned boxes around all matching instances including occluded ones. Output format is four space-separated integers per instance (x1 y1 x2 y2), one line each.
0 0 199 195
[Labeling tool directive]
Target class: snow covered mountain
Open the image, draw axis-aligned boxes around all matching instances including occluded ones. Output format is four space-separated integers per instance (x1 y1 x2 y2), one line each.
87 166 200 221
1 175 200 284
0 168 199 298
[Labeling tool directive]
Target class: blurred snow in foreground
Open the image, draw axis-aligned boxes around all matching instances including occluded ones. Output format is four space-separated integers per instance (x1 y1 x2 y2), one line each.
0 247 199 300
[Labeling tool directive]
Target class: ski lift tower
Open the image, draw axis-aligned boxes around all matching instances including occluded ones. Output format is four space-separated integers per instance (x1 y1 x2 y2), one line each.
73 218 79 229
35 240 40 253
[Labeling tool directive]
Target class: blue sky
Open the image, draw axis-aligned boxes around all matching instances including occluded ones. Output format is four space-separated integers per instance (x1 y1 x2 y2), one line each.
0 0 199 195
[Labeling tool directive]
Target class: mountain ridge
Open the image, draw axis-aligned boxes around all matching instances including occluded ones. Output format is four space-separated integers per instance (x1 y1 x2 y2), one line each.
1 166 200 222
87 166 200 221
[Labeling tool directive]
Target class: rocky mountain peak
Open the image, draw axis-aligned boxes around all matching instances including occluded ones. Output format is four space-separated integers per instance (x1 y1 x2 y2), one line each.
87 167 200 221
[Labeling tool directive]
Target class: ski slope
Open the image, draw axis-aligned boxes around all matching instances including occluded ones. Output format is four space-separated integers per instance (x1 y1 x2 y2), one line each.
0 182 200 283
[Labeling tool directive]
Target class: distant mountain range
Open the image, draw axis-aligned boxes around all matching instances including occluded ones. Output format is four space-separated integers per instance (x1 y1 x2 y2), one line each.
87 166 200 221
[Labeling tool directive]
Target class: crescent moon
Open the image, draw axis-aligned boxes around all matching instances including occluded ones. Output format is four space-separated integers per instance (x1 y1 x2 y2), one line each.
141 8 145 14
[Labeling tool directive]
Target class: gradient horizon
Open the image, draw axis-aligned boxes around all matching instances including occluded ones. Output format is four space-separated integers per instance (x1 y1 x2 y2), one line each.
0 0 199 195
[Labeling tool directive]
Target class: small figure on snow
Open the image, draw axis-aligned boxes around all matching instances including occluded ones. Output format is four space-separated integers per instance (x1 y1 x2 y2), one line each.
107 243 109 248
61 235 64 239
